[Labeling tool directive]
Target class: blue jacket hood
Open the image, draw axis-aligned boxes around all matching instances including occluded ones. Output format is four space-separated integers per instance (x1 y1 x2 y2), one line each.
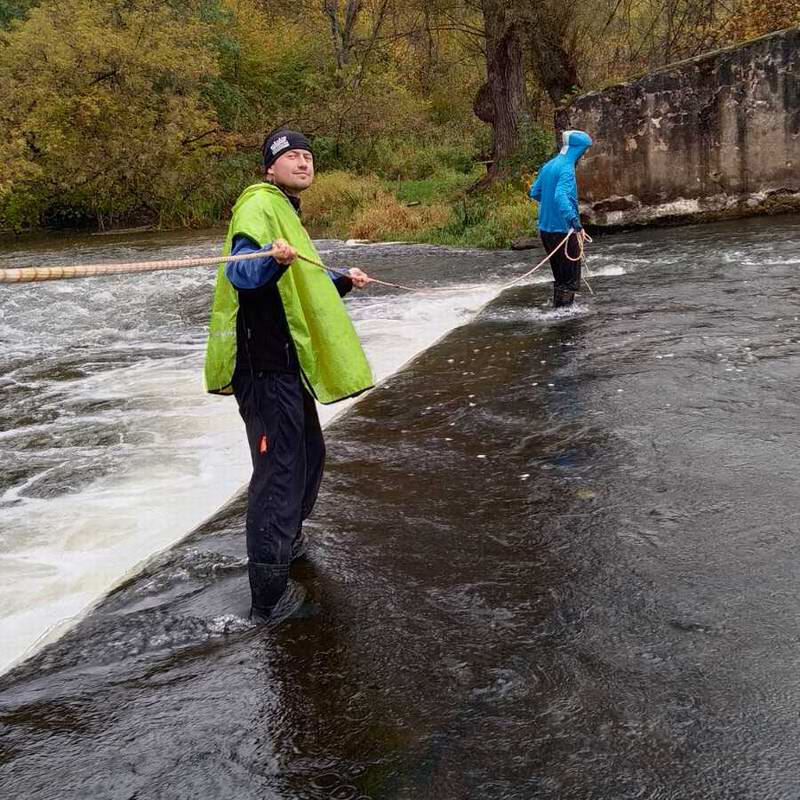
527 129 592 232
559 129 592 164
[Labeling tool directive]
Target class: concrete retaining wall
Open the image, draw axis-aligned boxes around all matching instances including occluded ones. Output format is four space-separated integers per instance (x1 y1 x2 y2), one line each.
555 28 800 227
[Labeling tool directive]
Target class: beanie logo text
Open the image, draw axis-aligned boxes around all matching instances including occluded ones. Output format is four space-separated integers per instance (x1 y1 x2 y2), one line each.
270 135 290 156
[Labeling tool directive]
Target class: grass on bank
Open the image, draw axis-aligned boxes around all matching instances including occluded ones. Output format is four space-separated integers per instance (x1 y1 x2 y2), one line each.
0 132 542 248
303 169 538 249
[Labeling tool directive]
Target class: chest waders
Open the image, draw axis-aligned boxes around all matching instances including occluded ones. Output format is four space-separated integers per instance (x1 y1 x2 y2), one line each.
203 182 374 623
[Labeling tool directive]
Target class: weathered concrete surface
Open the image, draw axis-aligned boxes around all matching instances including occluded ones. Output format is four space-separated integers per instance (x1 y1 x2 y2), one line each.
556 28 800 228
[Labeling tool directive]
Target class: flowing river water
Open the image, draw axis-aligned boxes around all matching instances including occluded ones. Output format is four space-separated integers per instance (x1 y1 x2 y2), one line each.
1 215 799 798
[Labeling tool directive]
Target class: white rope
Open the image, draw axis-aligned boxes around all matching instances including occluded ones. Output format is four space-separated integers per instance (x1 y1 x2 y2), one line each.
0 230 596 295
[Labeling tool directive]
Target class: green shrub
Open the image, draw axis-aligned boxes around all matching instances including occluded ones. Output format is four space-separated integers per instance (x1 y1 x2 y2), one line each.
418 180 536 249
302 171 386 235
389 169 479 205
1 187 48 232
312 136 478 181
497 119 555 181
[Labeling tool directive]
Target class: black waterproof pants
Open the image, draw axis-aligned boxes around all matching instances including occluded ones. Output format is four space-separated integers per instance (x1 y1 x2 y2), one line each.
233 370 325 568
540 231 582 292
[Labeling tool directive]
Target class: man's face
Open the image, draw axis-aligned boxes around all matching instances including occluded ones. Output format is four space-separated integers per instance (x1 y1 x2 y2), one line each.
267 149 315 194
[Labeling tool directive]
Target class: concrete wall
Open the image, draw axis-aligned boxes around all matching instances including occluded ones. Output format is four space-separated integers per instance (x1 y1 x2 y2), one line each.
555 28 800 227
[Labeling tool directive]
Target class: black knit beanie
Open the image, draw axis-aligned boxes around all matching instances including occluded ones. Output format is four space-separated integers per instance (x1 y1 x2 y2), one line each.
261 130 313 170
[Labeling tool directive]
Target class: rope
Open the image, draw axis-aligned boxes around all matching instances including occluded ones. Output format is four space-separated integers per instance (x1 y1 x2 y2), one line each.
314 259 415 292
500 231 572 289
299 253 478 294
0 245 452 292
0 230 594 296
563 228 595 295
582 270 595 296
0 249 279 285
564 229 592 262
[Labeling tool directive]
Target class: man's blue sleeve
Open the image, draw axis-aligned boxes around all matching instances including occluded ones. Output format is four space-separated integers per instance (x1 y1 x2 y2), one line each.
225 235 287 289
555 169 581 230
331 272 354 297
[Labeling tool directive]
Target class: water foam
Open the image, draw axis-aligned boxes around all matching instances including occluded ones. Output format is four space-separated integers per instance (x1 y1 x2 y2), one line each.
0 255 499 675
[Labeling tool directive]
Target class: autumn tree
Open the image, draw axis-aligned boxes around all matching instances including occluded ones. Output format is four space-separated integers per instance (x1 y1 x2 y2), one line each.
0 0 220 229
720 0 800 43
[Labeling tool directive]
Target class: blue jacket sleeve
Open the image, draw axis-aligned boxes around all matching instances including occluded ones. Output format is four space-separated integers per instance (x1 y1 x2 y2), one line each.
529 172 543 201
331 271 354 297
225 235 287 289
555 169 581 230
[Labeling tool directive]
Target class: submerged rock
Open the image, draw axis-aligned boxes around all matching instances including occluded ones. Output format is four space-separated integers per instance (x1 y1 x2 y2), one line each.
511 237 540 250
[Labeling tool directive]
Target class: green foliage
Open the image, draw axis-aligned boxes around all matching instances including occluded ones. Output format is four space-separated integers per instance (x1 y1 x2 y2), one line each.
301 66 436 151
314 137 478 180
154 151 261 228
390 169 479 205
0 0 496 233
419 181 536 249
1 186 48 231
0 0 39 28
301 169 535 250
203 0 316 136
1 0 786 239
496 119 556 178
302 171 387 235
0 0 221 230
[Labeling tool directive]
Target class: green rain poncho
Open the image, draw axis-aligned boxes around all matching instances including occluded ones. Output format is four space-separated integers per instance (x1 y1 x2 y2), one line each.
204 183 374 403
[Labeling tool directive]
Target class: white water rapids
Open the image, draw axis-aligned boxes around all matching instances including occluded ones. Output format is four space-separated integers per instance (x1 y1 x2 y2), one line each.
0 235 507 674
0 230 633 675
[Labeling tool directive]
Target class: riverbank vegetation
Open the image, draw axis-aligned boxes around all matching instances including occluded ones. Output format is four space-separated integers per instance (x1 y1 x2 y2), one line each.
0 0 796 245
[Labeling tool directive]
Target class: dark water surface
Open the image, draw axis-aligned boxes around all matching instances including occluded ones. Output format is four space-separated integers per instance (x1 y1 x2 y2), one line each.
2 216 800 798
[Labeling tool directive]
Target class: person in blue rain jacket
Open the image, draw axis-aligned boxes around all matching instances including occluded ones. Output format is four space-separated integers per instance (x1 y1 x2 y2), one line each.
529 130 593 307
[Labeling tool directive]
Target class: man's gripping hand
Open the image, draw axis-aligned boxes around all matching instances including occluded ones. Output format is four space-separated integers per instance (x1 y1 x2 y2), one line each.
348 267 371 289
271 238 297 265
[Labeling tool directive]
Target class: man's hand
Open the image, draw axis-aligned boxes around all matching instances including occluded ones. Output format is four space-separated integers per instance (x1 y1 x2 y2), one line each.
271 238 297 265
577 228 591 243
348 267 372 289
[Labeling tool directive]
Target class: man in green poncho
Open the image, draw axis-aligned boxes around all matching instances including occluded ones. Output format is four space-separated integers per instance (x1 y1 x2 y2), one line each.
204 129 374 624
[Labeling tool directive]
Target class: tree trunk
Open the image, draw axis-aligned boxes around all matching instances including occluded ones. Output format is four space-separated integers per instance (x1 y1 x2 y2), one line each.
522 2 582 106
477 0 527 175
322 0 363 71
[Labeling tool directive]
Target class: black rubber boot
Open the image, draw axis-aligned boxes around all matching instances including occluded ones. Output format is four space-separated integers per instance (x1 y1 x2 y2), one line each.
553 285 575 308
248 562 307 625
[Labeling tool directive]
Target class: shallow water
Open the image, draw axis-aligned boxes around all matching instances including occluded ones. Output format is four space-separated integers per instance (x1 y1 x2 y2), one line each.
1 215 800 798
0 231 518 672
